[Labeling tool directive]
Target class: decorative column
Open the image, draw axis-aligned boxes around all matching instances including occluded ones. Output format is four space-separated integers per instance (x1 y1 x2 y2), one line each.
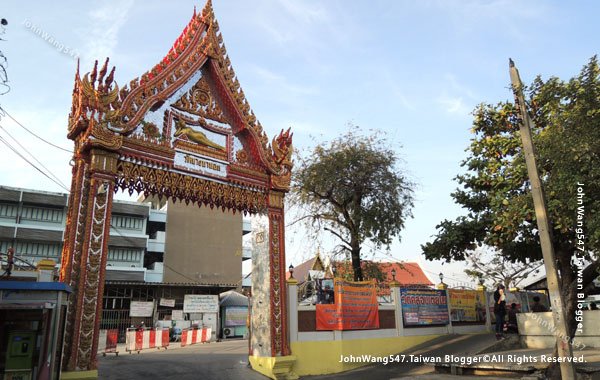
267 190 289 357
390 281 404 336
60 155 91 371
287 275 298 344
249 190 297 380
62 149 118 373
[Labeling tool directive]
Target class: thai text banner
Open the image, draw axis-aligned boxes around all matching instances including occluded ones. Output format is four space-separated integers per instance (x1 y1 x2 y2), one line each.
316 279 379 330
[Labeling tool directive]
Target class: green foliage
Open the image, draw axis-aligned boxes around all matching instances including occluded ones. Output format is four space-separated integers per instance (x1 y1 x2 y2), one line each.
423 57 600 267
292 126 415 280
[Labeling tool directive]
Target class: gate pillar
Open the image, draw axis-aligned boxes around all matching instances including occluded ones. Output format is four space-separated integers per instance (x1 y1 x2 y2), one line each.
249 190 297 379
60 148 118 373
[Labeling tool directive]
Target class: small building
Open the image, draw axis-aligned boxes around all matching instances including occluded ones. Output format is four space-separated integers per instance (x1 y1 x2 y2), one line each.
0 281 71 380
219 290 248 339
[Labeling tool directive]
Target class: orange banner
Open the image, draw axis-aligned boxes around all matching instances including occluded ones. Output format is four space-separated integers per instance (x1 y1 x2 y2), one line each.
316 279 379 330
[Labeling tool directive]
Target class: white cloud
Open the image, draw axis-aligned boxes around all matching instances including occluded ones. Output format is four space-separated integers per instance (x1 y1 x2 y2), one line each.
437 94 469 115
83 0 135 65
251 65 318 96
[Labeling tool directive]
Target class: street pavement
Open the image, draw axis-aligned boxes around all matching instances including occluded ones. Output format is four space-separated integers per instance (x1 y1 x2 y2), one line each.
98 333 600 380
98 339 268 380
97 334 496 380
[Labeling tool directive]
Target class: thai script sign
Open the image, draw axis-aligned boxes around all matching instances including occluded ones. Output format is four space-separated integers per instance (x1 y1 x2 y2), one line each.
448 289 486 322
130 301 154 317
316 279 379 330
400 288 449 326
224 306 247 327
172 310 184 320
183 294 219 313
174 151 227 178
159 298 175 307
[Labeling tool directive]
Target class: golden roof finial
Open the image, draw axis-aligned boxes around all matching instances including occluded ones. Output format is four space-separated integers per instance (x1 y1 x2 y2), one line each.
75 58 80 80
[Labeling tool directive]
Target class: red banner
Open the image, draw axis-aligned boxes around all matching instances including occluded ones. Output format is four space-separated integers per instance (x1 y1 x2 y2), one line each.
316 279 379 330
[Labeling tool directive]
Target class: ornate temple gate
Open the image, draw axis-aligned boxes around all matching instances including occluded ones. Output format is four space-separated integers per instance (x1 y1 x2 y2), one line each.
59 2 295 377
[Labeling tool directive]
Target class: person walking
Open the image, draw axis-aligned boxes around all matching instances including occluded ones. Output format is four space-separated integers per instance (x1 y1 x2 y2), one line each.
493 284 506 340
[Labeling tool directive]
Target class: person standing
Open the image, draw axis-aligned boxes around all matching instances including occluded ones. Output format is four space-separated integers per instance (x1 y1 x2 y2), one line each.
493 284 506 340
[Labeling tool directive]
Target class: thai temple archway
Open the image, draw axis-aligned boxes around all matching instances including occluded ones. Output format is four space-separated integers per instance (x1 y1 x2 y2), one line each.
60 2 294 377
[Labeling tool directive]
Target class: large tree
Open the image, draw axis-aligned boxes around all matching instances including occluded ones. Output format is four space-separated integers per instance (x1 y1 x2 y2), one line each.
292 127 415 281
463 248 543 289
422 57 600 366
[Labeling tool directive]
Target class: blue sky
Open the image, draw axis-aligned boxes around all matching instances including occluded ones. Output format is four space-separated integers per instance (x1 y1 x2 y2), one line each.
0 0 598 286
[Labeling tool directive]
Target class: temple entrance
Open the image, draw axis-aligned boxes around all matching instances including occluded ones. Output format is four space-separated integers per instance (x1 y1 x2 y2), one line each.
59 2 293 376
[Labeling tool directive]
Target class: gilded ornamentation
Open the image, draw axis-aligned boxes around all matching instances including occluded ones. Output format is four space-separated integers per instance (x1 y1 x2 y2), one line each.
269 212 283 356
60 159 91 370
140 120 161 138
172 75 227 123
116 161 267 214
75 178 113 370
174 118 225 151
235 150 248 164
69 58 123 152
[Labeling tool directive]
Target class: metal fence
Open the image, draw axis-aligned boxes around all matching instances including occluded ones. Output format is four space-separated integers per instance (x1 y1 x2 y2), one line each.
100 309 153 343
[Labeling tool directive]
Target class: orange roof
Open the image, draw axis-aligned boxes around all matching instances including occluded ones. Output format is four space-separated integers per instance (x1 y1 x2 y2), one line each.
330 261 433 296
379 262 433 286
287 255 325 284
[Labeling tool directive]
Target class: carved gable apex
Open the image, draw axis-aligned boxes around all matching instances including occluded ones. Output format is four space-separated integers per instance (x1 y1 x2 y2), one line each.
69 1 293 192
172 75 228 124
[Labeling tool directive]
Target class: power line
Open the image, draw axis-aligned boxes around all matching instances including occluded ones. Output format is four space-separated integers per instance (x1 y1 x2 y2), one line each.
0 106 72 153
0 133 69 191
0 123 69 190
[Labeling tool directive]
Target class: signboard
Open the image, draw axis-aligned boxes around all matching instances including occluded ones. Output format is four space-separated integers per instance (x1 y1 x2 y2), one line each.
159 298 175 307
174 151 227 178
316 279 379 330
448 289 486 322
172 310 184 320
400 288 449 326
224 306 247 327
183 294 219 313
130 301 154 317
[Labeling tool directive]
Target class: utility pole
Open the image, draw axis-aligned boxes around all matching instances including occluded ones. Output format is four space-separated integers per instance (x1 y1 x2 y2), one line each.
509 59 576 380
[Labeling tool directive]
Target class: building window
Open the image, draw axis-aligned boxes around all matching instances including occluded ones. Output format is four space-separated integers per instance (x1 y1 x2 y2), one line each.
21 205 63 223
108 247 143 263
0 203 18 219
111 215 144 231
0 240 11 253
15 241 62 258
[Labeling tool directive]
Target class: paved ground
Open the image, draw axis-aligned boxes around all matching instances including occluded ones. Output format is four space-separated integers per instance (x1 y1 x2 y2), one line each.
97 334 600 379
98 335 496 380
98 339 268 380
303 333 498 380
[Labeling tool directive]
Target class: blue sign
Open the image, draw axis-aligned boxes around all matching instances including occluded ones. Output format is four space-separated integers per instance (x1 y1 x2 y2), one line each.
400 288 449 326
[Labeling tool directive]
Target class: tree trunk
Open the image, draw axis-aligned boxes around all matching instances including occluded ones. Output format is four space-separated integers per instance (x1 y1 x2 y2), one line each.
351 242 363 281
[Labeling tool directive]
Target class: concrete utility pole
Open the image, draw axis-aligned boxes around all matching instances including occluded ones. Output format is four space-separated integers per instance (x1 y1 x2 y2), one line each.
509 59 576 380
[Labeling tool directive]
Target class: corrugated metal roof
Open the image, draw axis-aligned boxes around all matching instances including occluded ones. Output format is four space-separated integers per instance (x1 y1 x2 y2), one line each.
219 290 248 307
105 280 237 288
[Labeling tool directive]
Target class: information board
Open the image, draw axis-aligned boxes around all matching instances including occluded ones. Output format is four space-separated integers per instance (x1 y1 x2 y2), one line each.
183 294 219 313
400 288 449 326
130 301 154 317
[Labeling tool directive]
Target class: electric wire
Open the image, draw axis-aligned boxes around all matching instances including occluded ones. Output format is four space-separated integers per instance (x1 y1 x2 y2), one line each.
0 123 69 190
0 106 72 153
0 133 69 192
